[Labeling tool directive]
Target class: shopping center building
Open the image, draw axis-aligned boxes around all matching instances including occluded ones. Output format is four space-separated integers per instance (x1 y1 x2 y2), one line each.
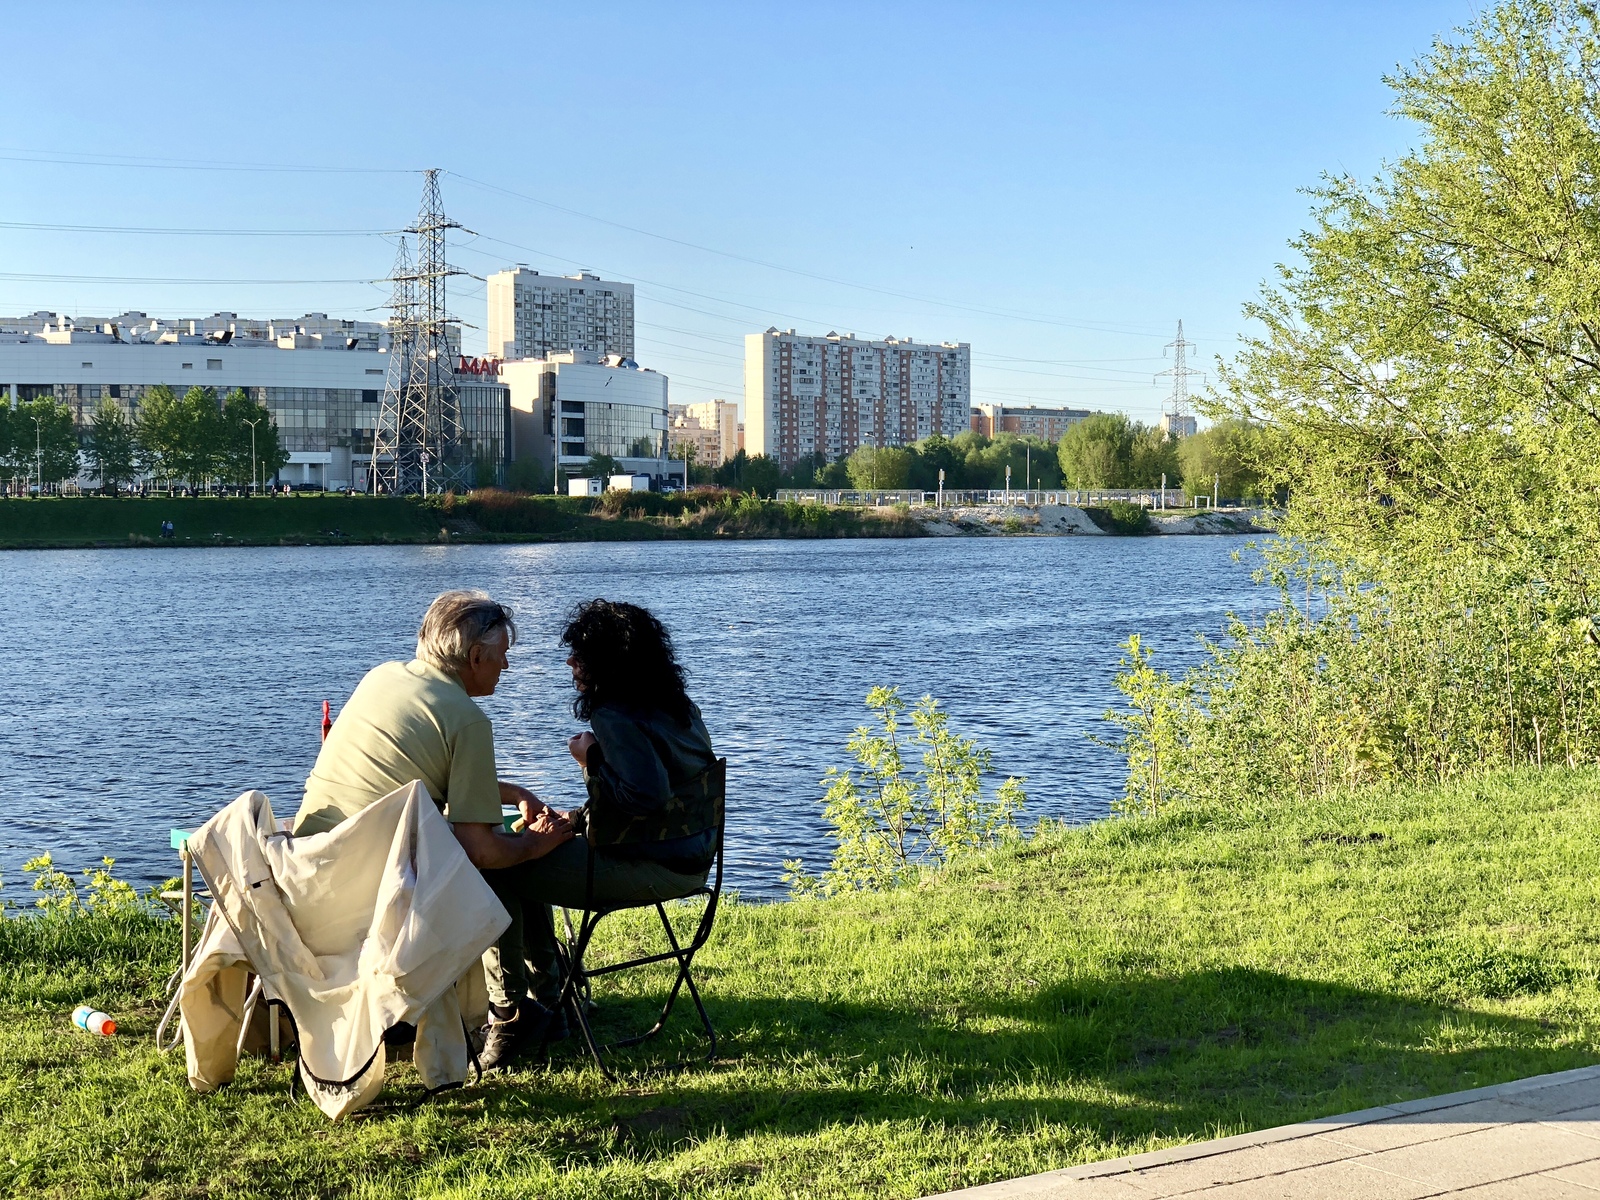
0 312 507 489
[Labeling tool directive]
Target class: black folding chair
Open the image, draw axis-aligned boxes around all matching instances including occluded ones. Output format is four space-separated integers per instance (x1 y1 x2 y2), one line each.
554 757 726 1080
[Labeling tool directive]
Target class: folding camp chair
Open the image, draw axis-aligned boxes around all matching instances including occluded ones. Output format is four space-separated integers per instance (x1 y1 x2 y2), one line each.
553 757 726 1080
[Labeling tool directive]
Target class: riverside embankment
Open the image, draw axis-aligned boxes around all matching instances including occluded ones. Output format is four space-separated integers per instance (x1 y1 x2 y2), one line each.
4 767 1598 1199
0 492 1266 549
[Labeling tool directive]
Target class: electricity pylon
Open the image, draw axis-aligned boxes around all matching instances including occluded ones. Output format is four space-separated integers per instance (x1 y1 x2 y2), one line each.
372 169 468 495
1155 320 1203 437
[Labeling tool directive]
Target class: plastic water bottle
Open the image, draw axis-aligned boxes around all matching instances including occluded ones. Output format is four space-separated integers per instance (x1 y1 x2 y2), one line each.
71 1005 116 1036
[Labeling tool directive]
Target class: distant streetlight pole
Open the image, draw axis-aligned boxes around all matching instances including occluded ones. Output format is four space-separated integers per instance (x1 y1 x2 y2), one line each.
420 449 431 496
1005 463 1011 506
1213 472 1219 509
243 417 261 496
32 415 43 497
1025 444 1031 493
937 468 945 510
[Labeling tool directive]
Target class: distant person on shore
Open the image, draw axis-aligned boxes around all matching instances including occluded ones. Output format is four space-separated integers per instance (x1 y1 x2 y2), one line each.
292 588 574 875
476 599 717 1071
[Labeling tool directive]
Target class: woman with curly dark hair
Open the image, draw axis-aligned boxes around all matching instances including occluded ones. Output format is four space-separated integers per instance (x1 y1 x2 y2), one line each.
478 599 717 1071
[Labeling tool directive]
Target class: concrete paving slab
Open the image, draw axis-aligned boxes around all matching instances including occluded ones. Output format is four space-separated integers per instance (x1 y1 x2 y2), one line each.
1356 1122 1600 1192
924 1064 1600 1200
1317 1098 1539 1153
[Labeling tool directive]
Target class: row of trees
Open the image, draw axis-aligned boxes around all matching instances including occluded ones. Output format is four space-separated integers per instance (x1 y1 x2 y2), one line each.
0 386 288 493
684 423 1269 500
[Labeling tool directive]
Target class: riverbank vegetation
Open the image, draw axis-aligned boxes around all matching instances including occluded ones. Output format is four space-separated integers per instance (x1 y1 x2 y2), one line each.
5 768 1600 1198
0 490 925 549
1114 0 1600 812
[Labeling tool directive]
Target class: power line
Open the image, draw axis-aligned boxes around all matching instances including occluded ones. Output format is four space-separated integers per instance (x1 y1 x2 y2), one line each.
0 146 414 174
0 220 385 237
0 271 376 285
448 172 1171 338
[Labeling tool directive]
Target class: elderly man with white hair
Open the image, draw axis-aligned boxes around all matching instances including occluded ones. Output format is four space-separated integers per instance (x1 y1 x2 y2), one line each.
293 589 574 886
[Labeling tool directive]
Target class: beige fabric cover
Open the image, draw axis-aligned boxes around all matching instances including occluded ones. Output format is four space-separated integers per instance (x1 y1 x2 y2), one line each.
178 781 509 1119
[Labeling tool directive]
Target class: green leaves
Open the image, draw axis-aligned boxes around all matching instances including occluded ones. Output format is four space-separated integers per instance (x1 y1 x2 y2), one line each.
135 385 284 489
785 686 1026 895
1110 1 1600 813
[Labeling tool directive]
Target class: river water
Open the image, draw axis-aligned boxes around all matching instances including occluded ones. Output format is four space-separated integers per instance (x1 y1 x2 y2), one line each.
0 537 1270 900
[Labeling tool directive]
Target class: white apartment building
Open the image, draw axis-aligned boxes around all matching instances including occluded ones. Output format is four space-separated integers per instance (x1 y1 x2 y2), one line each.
0 313 505 489
668 398 739 466
500 351 681 486
743 329 970 469
486 268 635 362
971 401 1094 441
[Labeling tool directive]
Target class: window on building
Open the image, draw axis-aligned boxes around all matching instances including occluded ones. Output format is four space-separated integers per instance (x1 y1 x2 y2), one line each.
207 359 222 370
362 389 379 403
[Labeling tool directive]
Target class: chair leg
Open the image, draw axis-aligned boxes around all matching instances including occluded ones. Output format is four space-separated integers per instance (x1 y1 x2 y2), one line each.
554 910 615 1081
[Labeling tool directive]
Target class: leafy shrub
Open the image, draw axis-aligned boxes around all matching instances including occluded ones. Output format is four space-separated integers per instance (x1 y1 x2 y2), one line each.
1085 502 1151 535
785 687 1026 895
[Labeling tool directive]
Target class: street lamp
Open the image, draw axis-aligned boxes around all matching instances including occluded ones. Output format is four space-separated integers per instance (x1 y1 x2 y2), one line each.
243 417 261 496
31 415 43 497
420 449 431 496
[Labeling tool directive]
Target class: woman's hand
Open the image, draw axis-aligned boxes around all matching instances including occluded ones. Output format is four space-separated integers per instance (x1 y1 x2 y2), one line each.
568 731 597 767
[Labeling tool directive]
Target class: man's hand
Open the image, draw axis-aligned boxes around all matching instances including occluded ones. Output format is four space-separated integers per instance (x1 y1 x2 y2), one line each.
452 817 575 871
499 780 573 834
568 732 597 767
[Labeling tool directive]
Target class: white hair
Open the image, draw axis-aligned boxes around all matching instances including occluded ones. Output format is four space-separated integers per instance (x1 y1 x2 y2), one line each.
416 590 517 674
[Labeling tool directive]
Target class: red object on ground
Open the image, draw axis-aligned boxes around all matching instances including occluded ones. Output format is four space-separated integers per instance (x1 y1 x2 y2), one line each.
321 700 332 742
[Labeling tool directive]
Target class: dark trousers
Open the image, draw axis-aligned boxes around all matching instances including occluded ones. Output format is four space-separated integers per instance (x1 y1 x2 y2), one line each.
480 835 707 1008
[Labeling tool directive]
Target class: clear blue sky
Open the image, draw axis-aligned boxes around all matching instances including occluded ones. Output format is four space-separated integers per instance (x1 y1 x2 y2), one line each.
0 1 1479 421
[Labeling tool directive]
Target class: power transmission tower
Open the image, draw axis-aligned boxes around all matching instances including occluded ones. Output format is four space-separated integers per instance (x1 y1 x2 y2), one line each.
372 169 468 495
1155 320 1203 438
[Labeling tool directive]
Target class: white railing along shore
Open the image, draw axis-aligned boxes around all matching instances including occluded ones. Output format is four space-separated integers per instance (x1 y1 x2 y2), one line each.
776 488 1233 510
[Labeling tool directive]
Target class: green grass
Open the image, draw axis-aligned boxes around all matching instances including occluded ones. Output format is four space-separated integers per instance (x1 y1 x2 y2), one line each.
0 492 923 549
4 767 1600 1198
0 495 442 549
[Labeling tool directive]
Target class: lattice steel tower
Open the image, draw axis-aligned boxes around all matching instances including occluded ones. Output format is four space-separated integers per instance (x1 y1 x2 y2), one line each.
1155 319 1203 436
373 169 467 494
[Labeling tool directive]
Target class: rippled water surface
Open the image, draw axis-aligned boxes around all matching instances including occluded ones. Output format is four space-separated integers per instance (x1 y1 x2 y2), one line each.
0 537 1270 898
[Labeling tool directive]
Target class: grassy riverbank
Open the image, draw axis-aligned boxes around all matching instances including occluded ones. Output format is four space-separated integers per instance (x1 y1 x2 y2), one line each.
0 492 922 549
4 768 1599 1198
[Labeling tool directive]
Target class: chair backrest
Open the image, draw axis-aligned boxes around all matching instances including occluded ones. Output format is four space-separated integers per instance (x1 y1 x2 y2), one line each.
585 757 726 852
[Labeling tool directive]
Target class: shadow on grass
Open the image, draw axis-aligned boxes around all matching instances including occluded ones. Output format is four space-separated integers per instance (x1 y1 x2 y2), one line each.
458 964 1593 1159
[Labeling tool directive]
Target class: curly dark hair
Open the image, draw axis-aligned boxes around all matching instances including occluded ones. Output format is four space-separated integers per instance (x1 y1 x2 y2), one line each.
561 599 693 725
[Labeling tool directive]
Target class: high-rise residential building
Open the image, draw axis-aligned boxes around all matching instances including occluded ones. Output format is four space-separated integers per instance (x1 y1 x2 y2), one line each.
486 268 635 362
1159 412 1197 439
743 329 970 469
971 402 1093 441
668 398 739 466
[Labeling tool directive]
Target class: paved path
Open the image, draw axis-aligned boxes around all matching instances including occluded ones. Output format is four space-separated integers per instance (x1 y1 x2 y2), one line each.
930 1065 1600 1198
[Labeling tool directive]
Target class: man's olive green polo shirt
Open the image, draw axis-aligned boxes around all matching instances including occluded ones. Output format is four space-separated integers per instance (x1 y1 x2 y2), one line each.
293 659 503 836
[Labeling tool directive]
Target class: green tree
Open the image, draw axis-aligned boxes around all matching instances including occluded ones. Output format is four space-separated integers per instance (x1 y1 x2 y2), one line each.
1129 424 1181 489
218 390 286 489
83 400 140 494
845 444 912 490
1114 0 1600 811
582 452 622 480
713 450 781 497
504 455 549 493
1175 419 1265 501
1058 413 1134 487
136 384 223 488
14 397 79 487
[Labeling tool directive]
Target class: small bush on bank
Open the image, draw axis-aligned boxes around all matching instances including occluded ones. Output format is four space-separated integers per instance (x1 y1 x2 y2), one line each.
784 686 1026 895
1085 501 1152 535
